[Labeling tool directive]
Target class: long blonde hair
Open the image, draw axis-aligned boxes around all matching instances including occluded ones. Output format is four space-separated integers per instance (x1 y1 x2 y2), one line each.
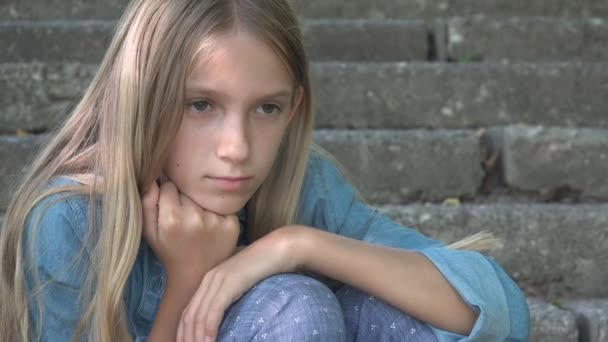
0 0 312 341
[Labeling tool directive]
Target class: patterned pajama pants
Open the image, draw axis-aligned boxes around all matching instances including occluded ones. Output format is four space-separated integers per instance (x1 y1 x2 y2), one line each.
217 273 439 341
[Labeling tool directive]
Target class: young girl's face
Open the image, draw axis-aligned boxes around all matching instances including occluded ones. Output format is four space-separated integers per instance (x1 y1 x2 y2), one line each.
163 31 301 215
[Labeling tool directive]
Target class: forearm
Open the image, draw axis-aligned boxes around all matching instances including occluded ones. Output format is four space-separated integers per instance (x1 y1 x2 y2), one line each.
148 278 199 342
291 226 478 336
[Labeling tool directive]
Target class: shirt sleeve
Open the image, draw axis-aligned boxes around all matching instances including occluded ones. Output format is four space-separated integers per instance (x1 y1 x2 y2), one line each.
22 192 90 342
23 189 149 341
297 153 530 341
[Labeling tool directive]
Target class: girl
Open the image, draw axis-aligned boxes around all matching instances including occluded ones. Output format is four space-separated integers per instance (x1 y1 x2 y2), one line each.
0 0 530 341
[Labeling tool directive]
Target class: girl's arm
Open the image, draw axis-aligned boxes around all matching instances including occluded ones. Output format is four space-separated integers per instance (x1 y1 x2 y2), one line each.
288 225 477 335
291 153 530 341
148 246 244 341
147 277 202 342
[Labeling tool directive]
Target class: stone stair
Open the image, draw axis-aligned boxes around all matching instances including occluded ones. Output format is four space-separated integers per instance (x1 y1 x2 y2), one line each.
1 0 608 340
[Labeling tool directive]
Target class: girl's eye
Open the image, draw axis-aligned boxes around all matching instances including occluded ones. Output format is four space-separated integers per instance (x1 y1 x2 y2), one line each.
257 104 280 116
191 100 211 112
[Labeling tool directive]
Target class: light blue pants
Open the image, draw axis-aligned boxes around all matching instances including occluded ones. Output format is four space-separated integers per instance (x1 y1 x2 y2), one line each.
217 273 438 341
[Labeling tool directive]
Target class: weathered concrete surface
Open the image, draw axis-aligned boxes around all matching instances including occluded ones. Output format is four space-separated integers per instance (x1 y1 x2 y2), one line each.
0 0 127 20
446 17 608 62
528 298 579 342
0 21 114 63
294 0 608 19
5 17 608 64
0 63 98 131
0 20 429 63
3 0 608 19
313 129 484 203
561 299 608 342
5 62 607 131
0 135 48 209
503 126 608 200
311 63 608 129
303 20 428 62
381 203 608 298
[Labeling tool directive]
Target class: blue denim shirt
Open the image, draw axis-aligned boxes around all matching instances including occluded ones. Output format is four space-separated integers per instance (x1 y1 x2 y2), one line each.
23 153 530 341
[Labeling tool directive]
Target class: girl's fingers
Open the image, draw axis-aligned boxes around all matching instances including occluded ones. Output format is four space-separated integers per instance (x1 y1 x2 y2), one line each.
205 287 231 341
182 270 215 342
141 180 160 242
157 181 181 231
176 317 184 342
194 272 226 342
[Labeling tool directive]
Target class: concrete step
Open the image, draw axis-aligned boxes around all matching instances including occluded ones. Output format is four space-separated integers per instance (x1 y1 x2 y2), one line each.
0 0 127 20
498 126 608 200
0 135 48 210
303 19 429 62
0 21 115 64
445 17 608 62
294 0 608 19
560 299 608 342
314 129 484 204
528 298 578 342
3 125 608 204
3 18 608 63
0 130 484 208
525 298 606 341
2 0 608 20
313 62 608 128
381 203 608 298
0 20 431 63
2 62 608 131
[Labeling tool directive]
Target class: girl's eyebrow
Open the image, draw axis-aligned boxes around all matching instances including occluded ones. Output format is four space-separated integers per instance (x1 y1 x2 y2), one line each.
185 86 292 100
260 90 293 99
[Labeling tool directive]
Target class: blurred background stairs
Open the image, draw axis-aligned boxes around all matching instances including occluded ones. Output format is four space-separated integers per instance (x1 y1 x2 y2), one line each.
1 0 608 340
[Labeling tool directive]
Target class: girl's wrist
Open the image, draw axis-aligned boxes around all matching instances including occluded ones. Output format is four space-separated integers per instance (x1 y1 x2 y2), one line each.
270 225 315 272
164 274 203 306
165 267 205 288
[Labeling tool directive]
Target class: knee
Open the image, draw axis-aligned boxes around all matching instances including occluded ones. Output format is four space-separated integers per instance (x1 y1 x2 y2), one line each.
252 273 346 340
255 273 342 316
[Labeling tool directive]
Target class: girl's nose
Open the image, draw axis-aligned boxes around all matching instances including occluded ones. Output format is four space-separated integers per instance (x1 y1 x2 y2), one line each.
216 115 250 163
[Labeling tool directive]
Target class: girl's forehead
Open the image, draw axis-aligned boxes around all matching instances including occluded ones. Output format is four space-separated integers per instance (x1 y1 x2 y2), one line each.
188 32 294 86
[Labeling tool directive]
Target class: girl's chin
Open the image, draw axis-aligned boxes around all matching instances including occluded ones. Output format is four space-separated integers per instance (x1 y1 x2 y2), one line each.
193 195 247 216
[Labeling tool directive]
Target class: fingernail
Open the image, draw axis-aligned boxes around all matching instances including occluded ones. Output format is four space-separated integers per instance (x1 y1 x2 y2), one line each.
205 336 212 342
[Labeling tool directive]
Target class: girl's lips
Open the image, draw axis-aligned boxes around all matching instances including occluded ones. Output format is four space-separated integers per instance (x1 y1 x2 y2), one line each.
207 176 253 191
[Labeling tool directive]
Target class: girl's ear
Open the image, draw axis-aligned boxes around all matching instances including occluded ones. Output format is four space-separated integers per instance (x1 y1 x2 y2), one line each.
288 85 304 123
